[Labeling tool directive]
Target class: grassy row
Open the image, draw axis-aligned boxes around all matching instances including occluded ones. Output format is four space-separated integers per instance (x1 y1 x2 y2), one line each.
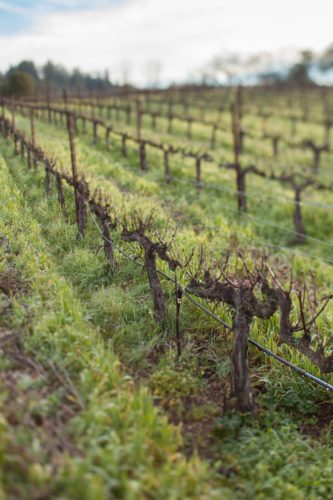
10 110 333 262
5 112 333 377
0 125 333 498
0 144 227 499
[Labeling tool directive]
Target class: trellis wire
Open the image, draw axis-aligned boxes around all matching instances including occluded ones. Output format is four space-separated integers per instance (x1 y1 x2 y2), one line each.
82 189 333 393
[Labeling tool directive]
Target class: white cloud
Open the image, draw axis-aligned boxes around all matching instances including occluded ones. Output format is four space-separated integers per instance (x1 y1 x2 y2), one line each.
0 0 332 84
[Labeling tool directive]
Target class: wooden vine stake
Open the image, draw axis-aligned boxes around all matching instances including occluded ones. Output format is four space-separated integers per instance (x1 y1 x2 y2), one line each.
139 141 147 171
195 157 202 193
20 137 25 160
175 278 183 358
93 120 98 144
10 101 15 129
105 127 111 150
126 105 131 125
136 98 142 140
163 148 172 183
0 100 5 134
77 178 90 237
231 103 247 213
66 112 83 239
210 124 217 149
121 134 128 158
46 85 51 123
63 87 68 111
30 109 36 168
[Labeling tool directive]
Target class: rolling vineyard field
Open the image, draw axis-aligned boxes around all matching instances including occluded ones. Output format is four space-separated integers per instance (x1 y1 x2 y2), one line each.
0 86 333 499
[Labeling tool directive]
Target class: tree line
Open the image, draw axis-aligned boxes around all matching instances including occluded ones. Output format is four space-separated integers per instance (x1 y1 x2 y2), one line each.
199 43 333 87
0 60 116 98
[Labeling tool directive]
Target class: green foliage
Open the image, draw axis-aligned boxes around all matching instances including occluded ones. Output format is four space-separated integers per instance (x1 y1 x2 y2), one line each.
2 71 37 97
6 60 39 82
150 354 202 399
0 151 222 498
1 82 333 499
42 60 113 93
286 63 314 87
218 424 333 499
261 369 325 415
0 59 116 97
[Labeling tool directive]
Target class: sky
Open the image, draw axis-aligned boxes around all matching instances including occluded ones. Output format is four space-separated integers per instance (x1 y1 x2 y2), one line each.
0 0 333 84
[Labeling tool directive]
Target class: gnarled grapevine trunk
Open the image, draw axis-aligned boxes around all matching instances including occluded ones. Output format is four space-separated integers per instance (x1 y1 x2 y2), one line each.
232 308 254 412
144 249 166 323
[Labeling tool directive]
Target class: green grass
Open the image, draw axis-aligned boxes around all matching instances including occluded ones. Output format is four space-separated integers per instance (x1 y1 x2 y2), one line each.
1 91 333 499
10 108 333 264
0 149 224 499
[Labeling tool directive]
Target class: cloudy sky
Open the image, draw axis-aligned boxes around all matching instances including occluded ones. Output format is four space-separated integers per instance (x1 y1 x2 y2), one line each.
0 0 333 84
